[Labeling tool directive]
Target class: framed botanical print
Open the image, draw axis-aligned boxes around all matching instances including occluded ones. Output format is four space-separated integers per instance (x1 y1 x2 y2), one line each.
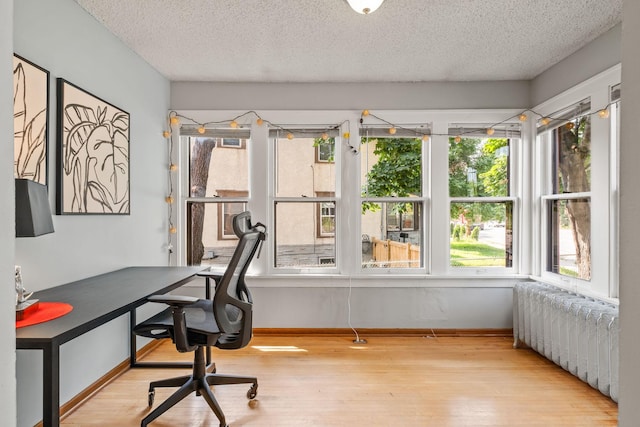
13 54 50 185
56 78 130 214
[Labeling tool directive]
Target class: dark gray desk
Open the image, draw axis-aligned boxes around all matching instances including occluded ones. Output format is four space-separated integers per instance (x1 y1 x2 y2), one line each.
16 266 204 427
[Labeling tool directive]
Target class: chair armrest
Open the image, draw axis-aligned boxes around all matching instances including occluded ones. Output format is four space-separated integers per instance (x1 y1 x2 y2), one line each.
146 294 199 353
147 294 198 306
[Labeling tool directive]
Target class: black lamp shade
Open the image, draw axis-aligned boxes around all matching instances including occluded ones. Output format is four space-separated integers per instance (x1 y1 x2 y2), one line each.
15 179 55 237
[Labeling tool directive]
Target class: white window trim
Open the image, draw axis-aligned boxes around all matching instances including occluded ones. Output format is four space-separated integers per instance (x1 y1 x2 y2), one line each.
171 109 532 283
532 65 621 300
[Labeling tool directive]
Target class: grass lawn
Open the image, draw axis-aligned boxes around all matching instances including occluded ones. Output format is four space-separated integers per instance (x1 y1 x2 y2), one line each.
450 240 506 267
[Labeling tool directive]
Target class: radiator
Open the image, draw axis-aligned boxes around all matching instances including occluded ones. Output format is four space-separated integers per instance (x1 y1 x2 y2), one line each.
513 281 619 401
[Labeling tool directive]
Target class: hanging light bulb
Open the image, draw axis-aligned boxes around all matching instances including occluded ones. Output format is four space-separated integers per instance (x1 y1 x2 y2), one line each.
170 116 180 125
518 113 528 122
486 128 495 136
388 127 397 135
598 108 610 119
197 125 206 134
362 109 370 117
287 132 294 140
540 117 551 126
256 118 264 126
230 120 238 128
454 135 462 143
346 0 385 14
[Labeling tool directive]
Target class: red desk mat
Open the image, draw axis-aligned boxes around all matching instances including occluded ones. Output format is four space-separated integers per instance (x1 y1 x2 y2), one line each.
16 302 73 329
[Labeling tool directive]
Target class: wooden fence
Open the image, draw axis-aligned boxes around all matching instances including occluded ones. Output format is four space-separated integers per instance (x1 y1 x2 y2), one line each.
370 236 420 268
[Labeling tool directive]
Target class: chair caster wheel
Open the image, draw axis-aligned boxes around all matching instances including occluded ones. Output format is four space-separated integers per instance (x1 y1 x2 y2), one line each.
247 385 258 399
148 390 155 406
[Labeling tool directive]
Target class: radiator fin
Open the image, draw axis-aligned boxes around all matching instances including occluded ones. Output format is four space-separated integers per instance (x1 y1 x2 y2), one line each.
513 282 618 402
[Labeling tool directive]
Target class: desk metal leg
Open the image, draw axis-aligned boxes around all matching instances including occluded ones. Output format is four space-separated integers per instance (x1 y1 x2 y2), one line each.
43 342 60 427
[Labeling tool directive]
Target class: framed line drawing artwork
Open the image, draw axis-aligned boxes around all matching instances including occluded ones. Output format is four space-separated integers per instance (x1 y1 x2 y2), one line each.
13 54 50 185
56 78 130 215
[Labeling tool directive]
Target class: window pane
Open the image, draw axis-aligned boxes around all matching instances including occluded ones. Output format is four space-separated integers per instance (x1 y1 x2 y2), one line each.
552 117 591 194
187 201 247 267
449 137 509 197
547 198 591 280
362 137 422 198
189 137 249 197
275 202 335 268
361 202 423 268
450 202 513 268
276 136 335 197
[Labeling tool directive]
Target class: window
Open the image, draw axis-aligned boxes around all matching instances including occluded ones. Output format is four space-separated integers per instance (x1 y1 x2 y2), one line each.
217 190 248 239
316 139 335 163
184 131 250 266
361 132 425 269
316 192 336 237
220 138 244 148
539 99 591 281
272 129 337 269
448 128 518 269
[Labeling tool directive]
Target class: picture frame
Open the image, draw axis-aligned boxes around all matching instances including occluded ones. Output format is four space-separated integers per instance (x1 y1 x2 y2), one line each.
13 54 50 185
56 78 130 215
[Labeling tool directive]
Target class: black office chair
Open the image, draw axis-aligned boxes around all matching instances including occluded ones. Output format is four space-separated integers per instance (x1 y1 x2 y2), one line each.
134 212 266 427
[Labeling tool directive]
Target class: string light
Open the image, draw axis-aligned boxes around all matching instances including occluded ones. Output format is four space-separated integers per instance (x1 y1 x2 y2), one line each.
230 120 238 128
197 125 206 134
343 132 350 139
518 113 528 122
422 135 429 142
540 117 551 126
321 132 329 140
566 122 575 130
170 116 180 125
388 127 397 135
169 226 177 234
162 130 170 138
362 109 369 117
287 132 294 140
169 164 177 171
486 128 495 136
454 135 462 143
598 108 610 119
165 196 174 204
256 118 264 126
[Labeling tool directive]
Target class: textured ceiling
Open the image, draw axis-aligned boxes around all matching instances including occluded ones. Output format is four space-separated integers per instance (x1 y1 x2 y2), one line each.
74 0 622 83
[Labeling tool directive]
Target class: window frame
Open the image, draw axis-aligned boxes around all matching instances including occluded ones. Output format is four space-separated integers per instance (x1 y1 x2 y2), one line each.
533 66 620 299
269 127 341 273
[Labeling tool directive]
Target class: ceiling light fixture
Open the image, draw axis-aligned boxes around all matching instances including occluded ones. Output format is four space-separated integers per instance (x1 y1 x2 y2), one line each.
346 0 385 14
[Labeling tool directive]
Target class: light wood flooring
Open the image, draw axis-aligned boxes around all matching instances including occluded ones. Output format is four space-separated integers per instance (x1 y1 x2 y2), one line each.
61 335 618 426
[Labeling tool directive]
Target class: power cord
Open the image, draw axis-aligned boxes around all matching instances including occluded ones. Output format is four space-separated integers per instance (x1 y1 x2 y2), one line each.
347 277 367 344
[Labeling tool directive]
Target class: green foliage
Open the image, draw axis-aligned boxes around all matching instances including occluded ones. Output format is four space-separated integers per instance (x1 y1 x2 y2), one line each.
471 226 480 240
452 224 463 241
363 138 422 198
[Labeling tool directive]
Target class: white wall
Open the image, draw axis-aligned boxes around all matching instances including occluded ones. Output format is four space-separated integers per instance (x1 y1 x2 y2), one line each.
1 0 16 425
13 1 170 425
618 0 640 424
531 23 621 107
171 80 530 111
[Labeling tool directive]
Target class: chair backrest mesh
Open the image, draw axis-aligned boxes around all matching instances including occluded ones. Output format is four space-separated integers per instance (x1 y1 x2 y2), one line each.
213 212 265 349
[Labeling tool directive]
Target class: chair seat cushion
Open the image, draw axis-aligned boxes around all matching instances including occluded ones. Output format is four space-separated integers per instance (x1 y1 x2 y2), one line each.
134 299 222 346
